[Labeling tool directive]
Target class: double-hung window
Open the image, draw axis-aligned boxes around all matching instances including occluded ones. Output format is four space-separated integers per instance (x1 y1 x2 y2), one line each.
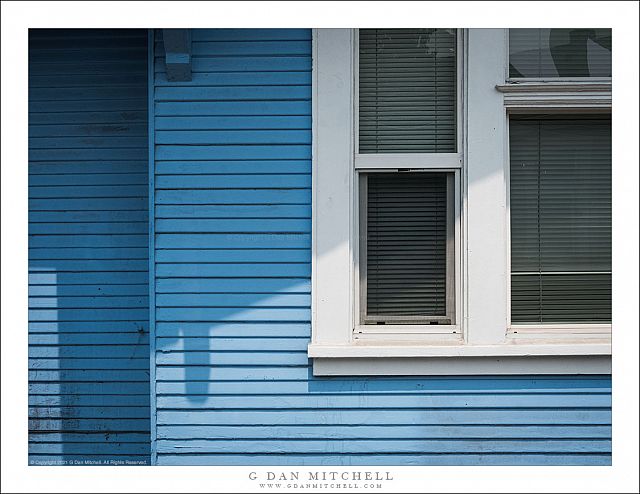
355 29 460 334
310 28 611 375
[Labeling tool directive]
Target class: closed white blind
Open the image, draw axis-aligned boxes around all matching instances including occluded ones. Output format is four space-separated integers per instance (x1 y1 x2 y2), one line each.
509 29 612 78
359 29 457 154
510 117 611 323
365 172 447 319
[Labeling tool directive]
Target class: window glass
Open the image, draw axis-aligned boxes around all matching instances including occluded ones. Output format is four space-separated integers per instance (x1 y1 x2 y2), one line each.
510 116 612 323
509 28 612 78
361 172 454 324
359 29 457 153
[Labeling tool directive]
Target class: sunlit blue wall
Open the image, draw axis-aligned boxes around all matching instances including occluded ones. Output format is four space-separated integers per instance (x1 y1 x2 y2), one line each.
151 29 612 466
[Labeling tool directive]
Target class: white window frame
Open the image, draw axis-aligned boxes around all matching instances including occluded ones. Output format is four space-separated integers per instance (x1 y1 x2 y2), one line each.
309 28 611 376
353 28 463 340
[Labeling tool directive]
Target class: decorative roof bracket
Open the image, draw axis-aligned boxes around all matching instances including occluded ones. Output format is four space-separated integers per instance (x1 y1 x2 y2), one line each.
162 29 192 82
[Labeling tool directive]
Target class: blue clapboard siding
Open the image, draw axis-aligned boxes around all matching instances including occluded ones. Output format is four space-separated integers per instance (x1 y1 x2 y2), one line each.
28 29 150 465
152 28 611 466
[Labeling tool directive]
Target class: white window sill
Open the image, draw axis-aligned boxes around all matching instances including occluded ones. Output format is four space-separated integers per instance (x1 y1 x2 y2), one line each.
308 342 611 376
308 341 610 358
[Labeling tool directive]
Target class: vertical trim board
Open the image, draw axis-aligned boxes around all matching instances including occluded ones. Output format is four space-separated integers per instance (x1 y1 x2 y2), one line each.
147 28 157 466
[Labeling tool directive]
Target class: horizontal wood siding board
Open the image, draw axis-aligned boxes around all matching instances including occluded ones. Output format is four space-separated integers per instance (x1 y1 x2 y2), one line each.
157 424 611 440
154 69 311 84
154 439 611 455
155 394 610 409
28 29 150 464
152 28 611 466
29 370 151 382
157 409 612 426
156 454 611 466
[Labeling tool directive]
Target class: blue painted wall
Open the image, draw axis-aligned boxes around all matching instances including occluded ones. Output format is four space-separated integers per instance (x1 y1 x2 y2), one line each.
28 29 150 464
151 29 612 466
25 27 613 468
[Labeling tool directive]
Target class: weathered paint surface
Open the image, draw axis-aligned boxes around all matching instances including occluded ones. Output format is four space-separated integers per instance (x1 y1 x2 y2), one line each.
28 29 150 464
151 29 612 466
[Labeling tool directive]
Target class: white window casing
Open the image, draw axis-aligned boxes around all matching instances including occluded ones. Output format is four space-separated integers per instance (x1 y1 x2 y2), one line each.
309 28 611 375
311 28 355 348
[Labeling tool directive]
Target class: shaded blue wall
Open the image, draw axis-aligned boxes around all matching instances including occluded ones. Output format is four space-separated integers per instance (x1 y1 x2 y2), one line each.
151 29 612 466
28 29 150 465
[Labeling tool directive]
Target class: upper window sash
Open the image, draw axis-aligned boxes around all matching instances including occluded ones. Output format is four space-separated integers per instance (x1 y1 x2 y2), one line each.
354 28 464 170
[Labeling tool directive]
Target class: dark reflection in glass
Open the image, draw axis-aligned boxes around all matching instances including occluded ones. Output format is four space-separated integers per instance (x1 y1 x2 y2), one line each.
509 28 611 78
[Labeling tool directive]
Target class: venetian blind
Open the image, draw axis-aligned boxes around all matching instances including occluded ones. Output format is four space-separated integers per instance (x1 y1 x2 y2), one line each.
509 28 612 78
359 29 457 154
365 172 447 320
510 117 612 324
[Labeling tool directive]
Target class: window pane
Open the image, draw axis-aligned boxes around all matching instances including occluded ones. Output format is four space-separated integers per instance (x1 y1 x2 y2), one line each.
509 28 612 78
359 29 457 154
364 172 448 321
510 117 611 323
